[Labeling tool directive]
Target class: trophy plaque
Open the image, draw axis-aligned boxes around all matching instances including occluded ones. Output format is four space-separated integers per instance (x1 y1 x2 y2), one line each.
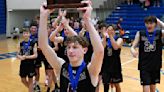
47 0 87 9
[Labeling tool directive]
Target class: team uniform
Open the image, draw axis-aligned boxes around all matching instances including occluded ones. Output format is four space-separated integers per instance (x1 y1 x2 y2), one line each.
29 33 41 68
56 36 69 62
102 37 123 84
19 40 36 78
60 62 96 92
139 30 162 85
83 32 93 64
30 34 53 69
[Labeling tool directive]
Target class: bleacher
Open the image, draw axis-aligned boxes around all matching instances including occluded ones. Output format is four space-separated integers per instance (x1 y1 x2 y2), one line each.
106 4 164 40
0 0 6 34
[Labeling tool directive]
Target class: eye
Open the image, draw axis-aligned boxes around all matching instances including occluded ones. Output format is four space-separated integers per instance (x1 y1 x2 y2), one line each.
73 46 78 49
67 46 71 50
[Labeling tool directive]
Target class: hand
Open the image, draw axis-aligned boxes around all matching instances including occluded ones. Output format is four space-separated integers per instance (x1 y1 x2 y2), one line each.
77 0 92 20
131 50 138 58
102 31 108 38
61 17 69 27
40 3 55 17
20 55 25 60
58 9 67 17
56 23 64 33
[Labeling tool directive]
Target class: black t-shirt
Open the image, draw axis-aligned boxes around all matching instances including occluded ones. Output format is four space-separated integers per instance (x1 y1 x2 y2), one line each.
30 33 38 45
19 40 35 63
139 30 162 71
102 38 122 73
83 32 93 64
56 37 69 62
60 63 96 92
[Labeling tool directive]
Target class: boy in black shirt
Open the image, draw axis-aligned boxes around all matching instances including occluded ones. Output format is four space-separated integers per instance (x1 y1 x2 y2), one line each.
17 30 37 92
101 24 123 92
131 16 164 92
39 0 104 92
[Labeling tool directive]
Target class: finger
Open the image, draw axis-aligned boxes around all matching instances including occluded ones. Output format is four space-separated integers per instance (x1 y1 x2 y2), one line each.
63 10 67 16
77 7 87 11
49 9 55 13
59 8 61 12
58 8 62 14
81 0 92 5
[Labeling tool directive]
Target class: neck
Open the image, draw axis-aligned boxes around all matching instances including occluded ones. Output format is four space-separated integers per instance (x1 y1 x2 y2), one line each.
24 38 29 42
31 33 36 35
148 28 155 32
70 58 84 67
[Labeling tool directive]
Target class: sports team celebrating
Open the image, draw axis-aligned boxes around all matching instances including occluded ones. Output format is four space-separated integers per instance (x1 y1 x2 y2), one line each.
16 0 164 92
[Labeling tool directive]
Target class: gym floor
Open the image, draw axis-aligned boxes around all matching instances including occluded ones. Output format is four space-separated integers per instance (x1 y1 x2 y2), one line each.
0 38 164 92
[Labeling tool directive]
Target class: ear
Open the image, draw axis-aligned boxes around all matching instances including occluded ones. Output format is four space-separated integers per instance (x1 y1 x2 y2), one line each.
83 47 88 54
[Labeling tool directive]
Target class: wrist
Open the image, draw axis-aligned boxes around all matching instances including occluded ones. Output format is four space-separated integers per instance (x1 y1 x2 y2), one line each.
57 16 62 20
83 18 92 23
40 13 49 19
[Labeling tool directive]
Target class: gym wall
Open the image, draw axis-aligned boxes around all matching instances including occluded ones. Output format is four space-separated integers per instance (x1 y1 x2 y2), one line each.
0 0 6 35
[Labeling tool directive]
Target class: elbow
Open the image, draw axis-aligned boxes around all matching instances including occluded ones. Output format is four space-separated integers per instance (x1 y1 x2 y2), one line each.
113 45 121 50
35 54 38 59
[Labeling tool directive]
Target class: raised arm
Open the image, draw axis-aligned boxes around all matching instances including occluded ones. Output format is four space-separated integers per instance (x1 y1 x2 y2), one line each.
61 17 77 36
38 5 65 76
78 0 104 78
157 18 164 29
49 23 64 43
52 9 66 28
109 35 123 50
131 31 140 58
101 32 108 48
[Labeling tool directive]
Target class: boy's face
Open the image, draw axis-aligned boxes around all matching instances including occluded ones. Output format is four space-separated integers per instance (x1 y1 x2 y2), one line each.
74 22 80 29
101 27 107 33
107 26 115 36
30 26 37 34
64 28 69 36
66 42 87 63
145 22 157 31
23 31 30 39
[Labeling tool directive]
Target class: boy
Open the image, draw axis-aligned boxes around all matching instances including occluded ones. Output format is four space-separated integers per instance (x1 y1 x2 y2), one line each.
17 29 37 92
131 16 164 92
101 24 123 92
29 22 41 91
38 0 104 91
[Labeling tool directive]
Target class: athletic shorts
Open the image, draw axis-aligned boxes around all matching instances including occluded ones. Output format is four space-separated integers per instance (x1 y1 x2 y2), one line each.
140 70 160 85
102 72 123 84
34 50 45 68
19 62 36 78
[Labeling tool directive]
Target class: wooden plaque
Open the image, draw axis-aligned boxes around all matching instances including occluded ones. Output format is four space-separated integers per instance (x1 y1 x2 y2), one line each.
47 0 87 9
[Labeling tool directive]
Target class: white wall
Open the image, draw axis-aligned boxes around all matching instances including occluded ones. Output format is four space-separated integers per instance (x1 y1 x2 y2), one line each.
6 10 39 37
7 0 106 10
6 0 106 37
7 0 45 10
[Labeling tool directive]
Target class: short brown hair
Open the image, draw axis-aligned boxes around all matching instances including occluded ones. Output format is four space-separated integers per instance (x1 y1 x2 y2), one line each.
144 16 157 24
23 29 30 33
108 24 118 31
64 36 89 48
30 21 38 27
